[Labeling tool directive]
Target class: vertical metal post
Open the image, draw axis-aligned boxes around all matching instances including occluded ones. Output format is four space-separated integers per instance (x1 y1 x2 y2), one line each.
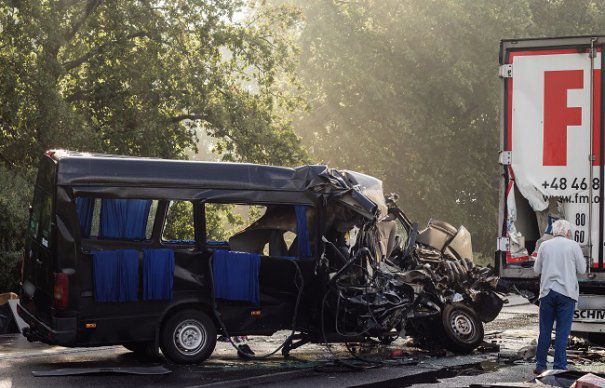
588 37 597 274
592 41 605 275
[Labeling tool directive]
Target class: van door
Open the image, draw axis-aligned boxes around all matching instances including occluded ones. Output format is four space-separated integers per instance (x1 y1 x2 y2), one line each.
22 156 56 319
204 202 317 333
498 37 605 282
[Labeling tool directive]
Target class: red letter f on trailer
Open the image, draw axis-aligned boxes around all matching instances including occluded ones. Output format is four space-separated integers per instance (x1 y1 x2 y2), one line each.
543 70 583 166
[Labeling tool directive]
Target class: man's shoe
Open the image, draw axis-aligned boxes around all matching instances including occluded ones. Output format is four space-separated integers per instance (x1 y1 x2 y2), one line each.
533 368 546 375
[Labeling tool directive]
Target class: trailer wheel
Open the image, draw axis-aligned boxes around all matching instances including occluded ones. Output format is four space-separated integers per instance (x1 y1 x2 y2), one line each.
160 309 216 364
440 304 484 354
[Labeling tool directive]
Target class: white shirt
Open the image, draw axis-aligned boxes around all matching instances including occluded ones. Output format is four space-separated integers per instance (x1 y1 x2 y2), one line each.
533 236 587 301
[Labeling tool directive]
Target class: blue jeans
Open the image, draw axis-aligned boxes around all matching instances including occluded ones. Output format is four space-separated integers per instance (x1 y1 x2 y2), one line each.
536 290 575 370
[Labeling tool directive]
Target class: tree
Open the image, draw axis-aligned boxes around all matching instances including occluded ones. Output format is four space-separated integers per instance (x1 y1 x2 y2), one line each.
0 0 307 167
0 167 30 292
0 0 309 291
287 0 605 257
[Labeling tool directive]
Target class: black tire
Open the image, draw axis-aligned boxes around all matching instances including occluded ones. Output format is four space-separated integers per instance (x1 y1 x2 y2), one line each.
160 309 217 364
440 304 484 354
122 341 158 359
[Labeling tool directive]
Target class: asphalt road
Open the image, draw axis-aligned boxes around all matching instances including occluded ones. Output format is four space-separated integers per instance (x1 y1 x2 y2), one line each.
0 295 595 388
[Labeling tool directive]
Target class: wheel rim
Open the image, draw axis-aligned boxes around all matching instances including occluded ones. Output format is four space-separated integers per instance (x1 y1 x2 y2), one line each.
449 310 476 340
173 319 207 356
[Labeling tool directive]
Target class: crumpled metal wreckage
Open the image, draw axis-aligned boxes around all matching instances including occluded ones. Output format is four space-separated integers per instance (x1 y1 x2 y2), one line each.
306 168 504 354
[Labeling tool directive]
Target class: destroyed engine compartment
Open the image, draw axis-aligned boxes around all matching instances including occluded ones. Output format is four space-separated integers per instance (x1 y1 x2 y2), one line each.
318 179 504 353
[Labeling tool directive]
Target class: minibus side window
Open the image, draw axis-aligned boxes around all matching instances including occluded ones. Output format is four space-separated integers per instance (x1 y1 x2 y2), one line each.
29 188 52 248
204 203 314 258
28 193 41 239
162 200 195 243
145 201 158 240
205 203 266 245
76 198 157 241
89 199 101 237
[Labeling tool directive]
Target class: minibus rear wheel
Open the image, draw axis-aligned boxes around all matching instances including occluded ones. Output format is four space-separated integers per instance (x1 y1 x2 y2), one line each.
160 309 217 364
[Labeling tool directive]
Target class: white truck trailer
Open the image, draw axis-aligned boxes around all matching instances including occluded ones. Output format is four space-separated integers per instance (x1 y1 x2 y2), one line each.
498 36 605 343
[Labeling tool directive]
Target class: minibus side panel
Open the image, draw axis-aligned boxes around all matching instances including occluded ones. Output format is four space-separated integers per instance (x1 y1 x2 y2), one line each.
67 192 322 344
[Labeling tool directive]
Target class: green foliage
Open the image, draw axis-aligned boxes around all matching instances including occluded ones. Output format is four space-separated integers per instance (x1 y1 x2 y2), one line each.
0 167 31 292
162 202 259 242
162 201 257 242
205 203 245 241
285 0 605 256
205 203 264 241
0 251 21 294
163 201 196 241
0 0 308 167
159 202 263 243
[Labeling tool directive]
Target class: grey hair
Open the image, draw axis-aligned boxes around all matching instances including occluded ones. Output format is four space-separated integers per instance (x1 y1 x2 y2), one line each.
552 219 572 237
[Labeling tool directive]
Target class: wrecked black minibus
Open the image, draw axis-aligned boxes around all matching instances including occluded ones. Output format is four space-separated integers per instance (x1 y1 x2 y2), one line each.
18 150 502 364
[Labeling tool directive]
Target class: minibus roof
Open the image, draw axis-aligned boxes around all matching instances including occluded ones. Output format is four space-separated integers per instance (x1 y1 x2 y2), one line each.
51 150 322 192
47 150 384 218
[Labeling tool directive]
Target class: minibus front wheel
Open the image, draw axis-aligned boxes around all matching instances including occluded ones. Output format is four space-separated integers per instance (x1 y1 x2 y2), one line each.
439 303 484 354
160 309 217 364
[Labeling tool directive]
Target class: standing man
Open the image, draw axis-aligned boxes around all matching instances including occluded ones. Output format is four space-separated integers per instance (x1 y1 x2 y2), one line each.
533 219 587 374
